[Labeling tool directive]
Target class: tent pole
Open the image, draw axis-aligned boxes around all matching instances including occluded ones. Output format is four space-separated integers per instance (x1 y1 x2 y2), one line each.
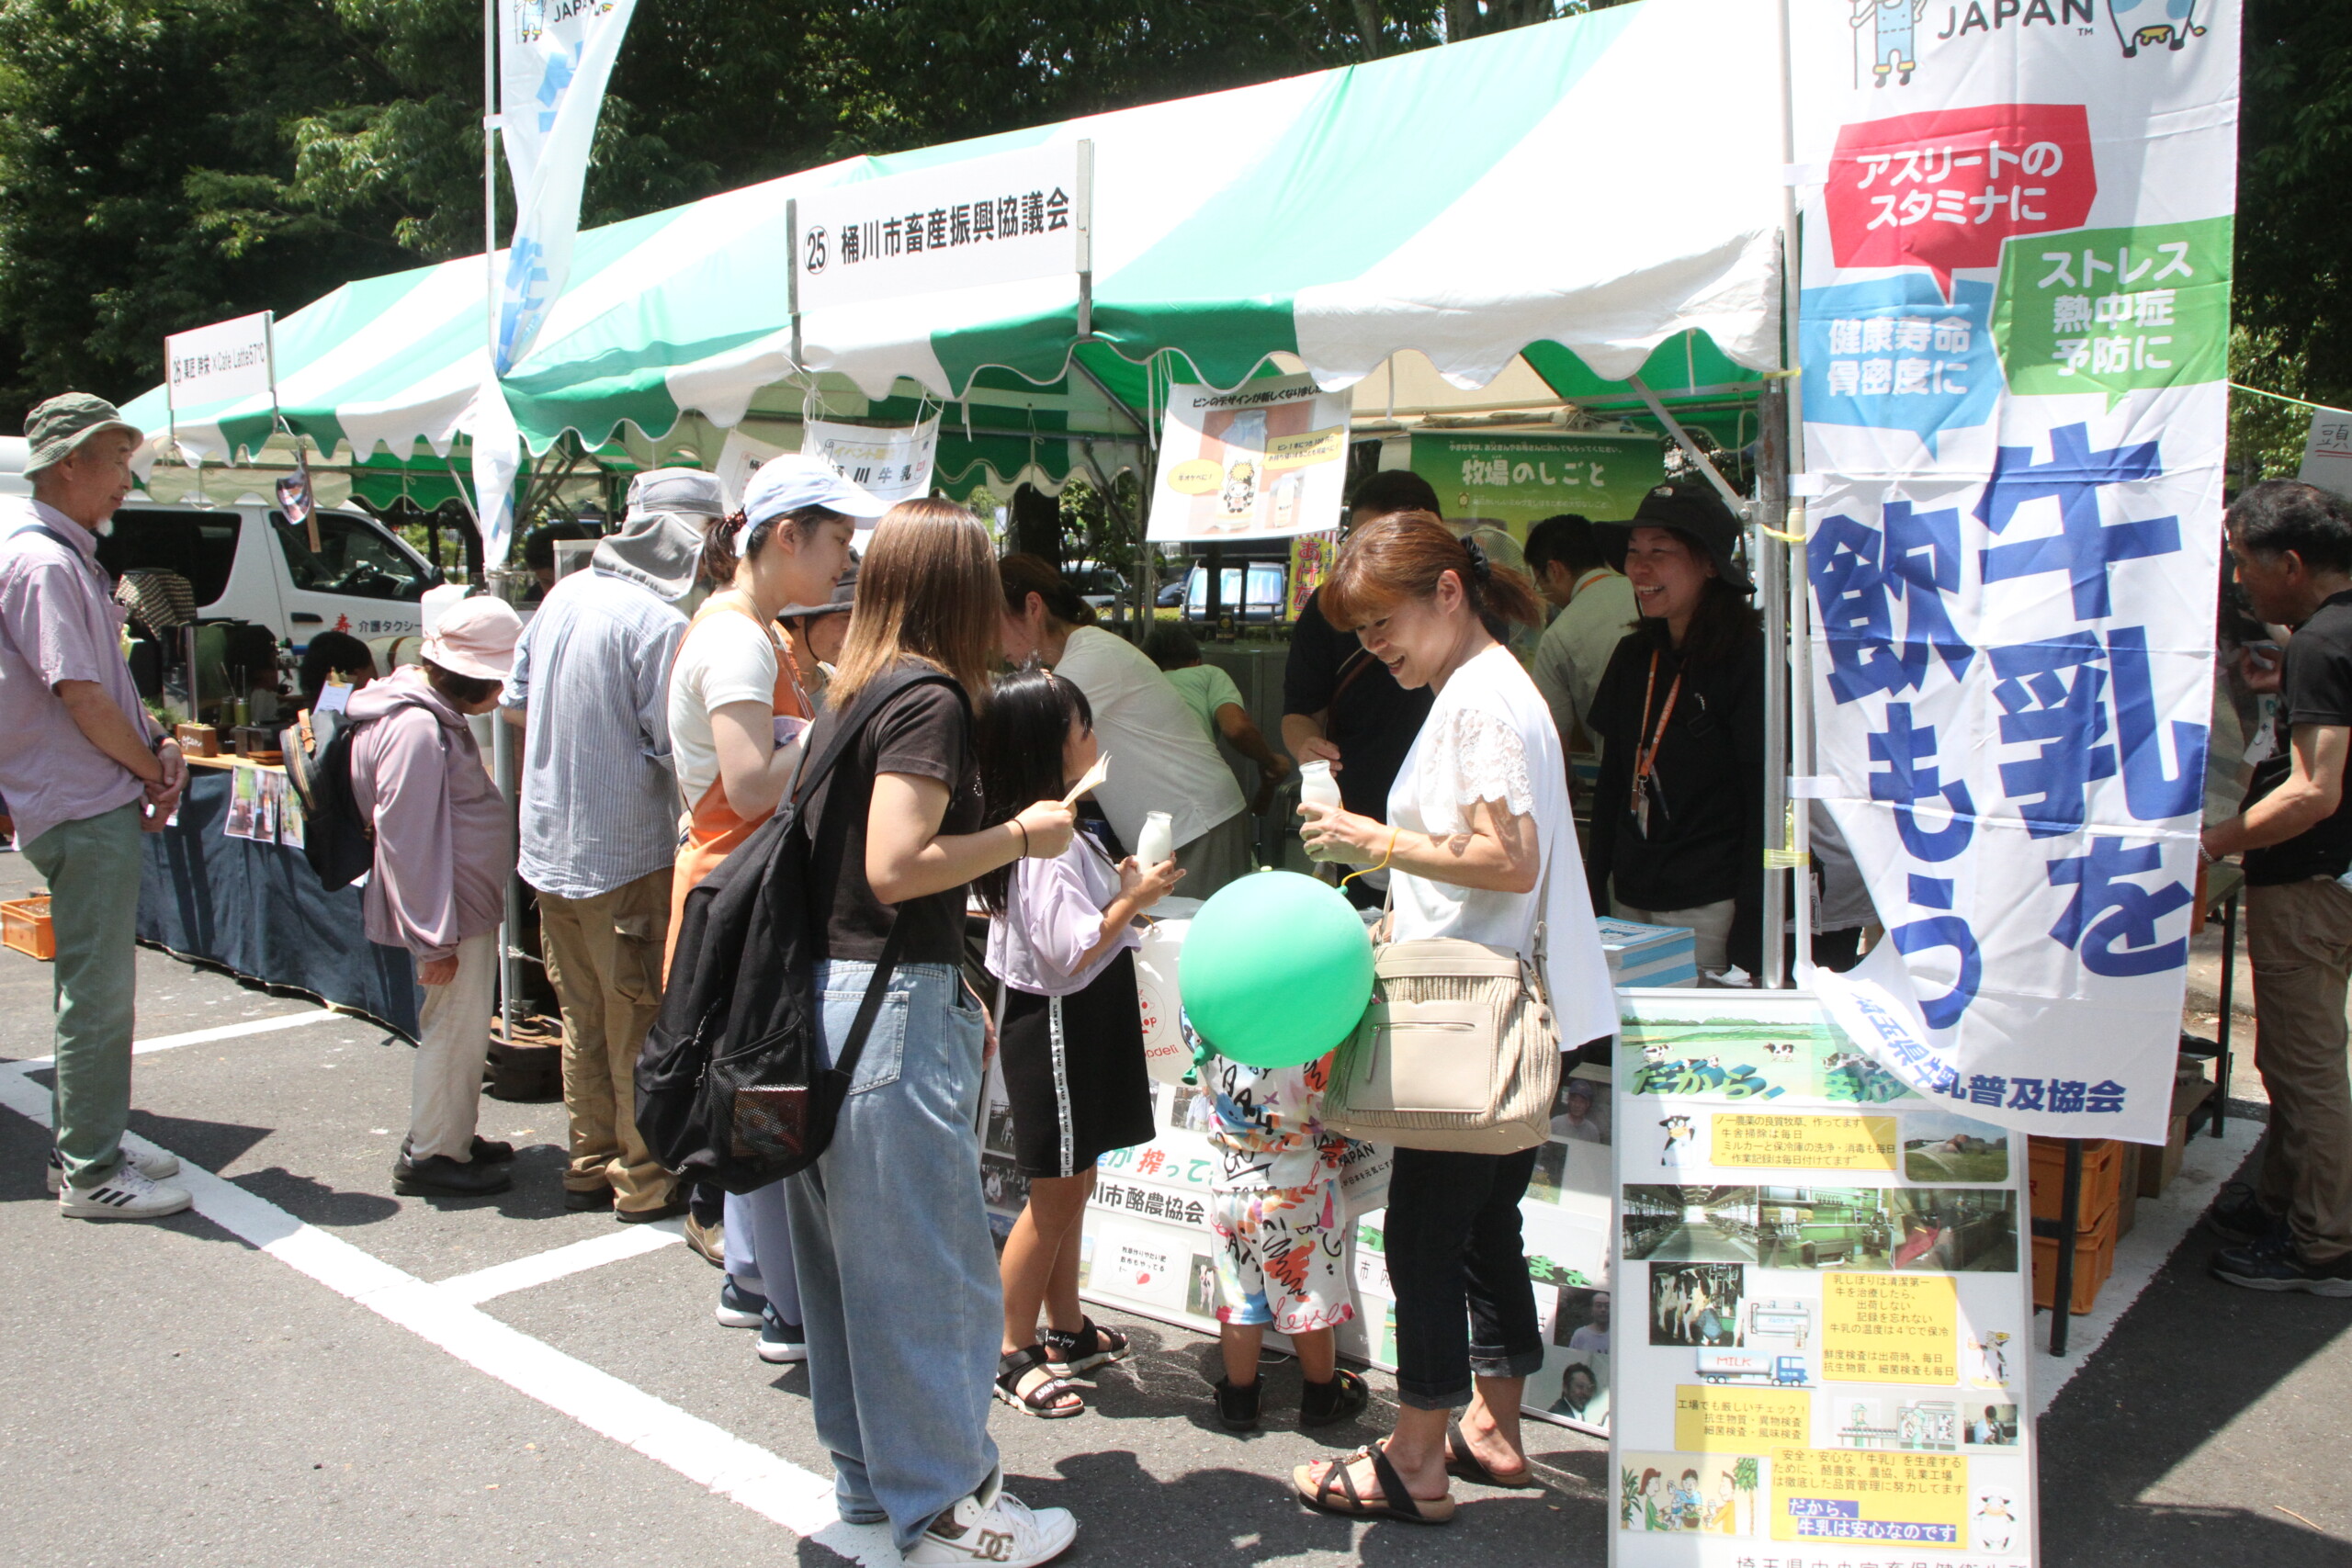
1625 375 1747 516
1757 378 1792 989
1775 0 1817 985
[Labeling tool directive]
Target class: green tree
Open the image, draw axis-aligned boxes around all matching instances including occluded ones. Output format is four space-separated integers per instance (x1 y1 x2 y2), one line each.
2235 2 2352 409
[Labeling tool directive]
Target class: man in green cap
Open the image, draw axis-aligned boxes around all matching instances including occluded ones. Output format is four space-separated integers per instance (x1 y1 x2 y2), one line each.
0 392 191 1219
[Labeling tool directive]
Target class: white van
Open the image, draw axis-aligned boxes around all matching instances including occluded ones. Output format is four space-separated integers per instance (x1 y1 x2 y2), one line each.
0 439 439 648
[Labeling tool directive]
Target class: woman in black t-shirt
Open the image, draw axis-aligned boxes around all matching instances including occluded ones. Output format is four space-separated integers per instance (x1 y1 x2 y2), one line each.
1586 486 1767 977
786 500 1082 1566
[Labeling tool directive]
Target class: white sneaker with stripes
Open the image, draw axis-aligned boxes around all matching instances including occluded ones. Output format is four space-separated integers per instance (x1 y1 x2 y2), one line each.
59 1161 193 1220
47 1145 181 1194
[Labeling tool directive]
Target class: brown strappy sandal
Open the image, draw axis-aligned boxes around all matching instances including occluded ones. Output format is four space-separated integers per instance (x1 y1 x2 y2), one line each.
1293 1445 1456 1525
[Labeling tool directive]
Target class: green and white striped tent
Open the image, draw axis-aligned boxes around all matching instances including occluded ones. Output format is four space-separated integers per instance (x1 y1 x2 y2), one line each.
121 0 1784 535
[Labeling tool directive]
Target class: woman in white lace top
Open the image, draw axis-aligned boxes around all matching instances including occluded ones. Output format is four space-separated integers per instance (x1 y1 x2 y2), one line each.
1293 511 1614 1527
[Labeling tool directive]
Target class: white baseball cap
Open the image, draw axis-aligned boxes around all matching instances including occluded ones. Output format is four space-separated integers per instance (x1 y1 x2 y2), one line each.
742 454 890 527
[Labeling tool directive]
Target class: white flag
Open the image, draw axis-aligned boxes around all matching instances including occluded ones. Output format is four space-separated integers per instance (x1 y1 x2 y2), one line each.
495 0 638 374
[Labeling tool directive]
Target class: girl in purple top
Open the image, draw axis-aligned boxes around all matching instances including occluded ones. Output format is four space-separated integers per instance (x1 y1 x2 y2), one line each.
978 671 1181 1416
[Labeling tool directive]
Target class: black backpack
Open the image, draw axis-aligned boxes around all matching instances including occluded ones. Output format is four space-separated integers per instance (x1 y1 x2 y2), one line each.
281 709 376 892
634 666 960 1194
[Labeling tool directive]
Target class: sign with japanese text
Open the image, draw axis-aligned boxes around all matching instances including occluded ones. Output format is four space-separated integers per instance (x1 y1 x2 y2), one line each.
1794 0 2240 1148
1146 375 1353 542
2298 408 2352 504
805 415 940 513
797 142 1087 314
1408 431 1665 536
164 311 274 423
1611 991 2035 1568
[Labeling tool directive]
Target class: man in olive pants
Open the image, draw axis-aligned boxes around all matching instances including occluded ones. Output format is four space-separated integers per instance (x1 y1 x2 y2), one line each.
0 394 189 1219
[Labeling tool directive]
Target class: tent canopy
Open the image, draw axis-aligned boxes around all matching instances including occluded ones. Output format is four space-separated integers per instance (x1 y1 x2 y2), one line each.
122 0 1782 479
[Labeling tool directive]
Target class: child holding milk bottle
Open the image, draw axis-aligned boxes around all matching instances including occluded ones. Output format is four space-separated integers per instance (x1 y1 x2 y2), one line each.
978 669 1183 1416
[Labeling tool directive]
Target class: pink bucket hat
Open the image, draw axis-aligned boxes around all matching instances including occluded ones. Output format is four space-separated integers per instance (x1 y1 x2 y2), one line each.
421 596 523 682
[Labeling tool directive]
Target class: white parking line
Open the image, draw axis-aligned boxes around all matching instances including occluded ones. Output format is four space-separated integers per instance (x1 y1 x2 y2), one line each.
0 1061 893 1566
436 1222 684 1305
18 1007 343 1066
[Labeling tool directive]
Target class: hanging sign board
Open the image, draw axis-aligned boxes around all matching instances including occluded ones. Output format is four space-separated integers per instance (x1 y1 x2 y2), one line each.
796 142 1089 314
1409 430 1666 536
1610 990 2036 1567
2298 408 2352 503
1146 375 1353 542
805 415 940 513
164 310 276 457
1789 0 2240 1147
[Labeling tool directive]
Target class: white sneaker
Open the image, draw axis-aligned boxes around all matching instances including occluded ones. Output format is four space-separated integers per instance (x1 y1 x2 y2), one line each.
47 1145 181 1195
906 1467 1077 1568
60 1161 194 1220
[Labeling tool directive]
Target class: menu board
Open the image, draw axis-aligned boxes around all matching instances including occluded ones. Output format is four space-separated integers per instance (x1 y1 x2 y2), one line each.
1611 991 2034 1567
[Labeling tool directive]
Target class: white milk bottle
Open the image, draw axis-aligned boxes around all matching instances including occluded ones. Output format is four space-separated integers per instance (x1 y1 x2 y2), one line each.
1298 760 1342 861
1136 810 1175 868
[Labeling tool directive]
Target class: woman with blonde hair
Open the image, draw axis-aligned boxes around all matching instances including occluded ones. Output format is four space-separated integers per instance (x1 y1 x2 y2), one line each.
788 498 1084 1568
1290 510 1614 1526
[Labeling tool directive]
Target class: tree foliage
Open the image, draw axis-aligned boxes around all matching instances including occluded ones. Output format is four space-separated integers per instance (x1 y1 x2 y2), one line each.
0 0 1604 421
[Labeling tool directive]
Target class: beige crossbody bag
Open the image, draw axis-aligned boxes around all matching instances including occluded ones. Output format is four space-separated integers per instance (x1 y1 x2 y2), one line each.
1321 862 1562 1155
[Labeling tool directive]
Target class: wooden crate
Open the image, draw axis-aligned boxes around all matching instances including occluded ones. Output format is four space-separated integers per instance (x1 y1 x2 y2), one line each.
1 894 55 961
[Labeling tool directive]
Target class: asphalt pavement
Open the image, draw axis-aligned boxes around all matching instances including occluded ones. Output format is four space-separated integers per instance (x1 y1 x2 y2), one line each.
2 847 2349 1567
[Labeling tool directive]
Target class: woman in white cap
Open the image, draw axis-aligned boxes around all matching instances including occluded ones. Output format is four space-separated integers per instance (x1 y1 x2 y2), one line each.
666 454 884 1364
345 596 526 1199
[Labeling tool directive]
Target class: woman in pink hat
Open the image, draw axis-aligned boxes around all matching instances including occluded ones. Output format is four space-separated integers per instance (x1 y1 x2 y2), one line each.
345 595 525 1199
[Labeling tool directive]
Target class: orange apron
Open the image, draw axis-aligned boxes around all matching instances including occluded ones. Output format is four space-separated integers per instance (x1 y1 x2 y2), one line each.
663 592 813 975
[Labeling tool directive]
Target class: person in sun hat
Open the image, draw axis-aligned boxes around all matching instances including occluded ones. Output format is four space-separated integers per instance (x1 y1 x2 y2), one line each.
667 452 882 1365
345 594 526 1199
502 468 721 1222
1583 480 1767 979
1 392 195 1219
778 559 857 710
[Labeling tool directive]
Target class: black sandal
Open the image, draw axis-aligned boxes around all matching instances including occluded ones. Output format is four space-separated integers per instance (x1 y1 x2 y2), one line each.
994 1346 1084 1418
1043 1315 1129 1377
1212 1376 1261 1432
1443 1417 1535 1487
1292 1445 1455 1525
1299 1368 1370 1427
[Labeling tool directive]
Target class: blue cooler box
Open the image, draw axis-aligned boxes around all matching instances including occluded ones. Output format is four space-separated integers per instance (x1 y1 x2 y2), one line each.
1595 917 1697 987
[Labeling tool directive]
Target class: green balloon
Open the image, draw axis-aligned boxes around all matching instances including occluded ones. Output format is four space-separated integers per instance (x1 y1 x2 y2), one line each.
1178 870 1374 1068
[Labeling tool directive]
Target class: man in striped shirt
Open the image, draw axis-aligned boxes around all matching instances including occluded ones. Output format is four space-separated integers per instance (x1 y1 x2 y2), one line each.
503 469 716 1221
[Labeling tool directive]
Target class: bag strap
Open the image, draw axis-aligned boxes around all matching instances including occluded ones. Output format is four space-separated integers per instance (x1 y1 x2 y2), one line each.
792 663 965 1091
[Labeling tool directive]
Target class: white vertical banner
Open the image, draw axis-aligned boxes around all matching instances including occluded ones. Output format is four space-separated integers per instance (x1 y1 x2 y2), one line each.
495 0 639 373
1791 2 2240 1150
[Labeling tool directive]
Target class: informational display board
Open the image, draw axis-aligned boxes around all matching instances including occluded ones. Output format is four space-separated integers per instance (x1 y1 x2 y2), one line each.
1408 430 1666 536
1610 991 2034 1567
1791 0 2240 1150
980 1016 1617 1435
1145 375 1353 542
796 142 1088 314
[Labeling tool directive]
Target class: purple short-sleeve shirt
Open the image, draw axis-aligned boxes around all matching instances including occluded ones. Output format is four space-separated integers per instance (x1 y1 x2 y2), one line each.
0 500 152 847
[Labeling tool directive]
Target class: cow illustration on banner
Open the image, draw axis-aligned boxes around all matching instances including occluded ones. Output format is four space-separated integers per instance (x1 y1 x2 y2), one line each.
1792 2 2239 1147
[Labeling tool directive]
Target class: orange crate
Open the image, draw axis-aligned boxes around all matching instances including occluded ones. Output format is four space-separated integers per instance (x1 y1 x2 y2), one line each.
2032 1225 2116 1316
2029 1137 2124 1227
2 894 55 961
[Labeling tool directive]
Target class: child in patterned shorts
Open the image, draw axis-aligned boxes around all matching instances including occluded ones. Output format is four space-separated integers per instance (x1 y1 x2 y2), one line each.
1187 1028 1372 1432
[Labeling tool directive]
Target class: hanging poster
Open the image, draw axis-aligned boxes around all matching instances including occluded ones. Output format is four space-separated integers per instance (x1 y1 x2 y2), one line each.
1146 376 1353 543
2297 408 2352 503
1408 431 1666 536
1790 1 2241 1146
805 416 941 512
1610 990 2034 1568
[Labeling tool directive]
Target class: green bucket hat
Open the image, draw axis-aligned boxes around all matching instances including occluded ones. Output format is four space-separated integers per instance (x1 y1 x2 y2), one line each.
24 392 143 474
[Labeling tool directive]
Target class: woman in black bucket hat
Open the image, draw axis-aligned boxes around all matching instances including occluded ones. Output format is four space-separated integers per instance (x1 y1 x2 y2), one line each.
1585 482 1767 978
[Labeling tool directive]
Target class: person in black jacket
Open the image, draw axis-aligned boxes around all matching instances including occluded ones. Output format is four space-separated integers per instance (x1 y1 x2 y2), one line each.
1586 483 1765 977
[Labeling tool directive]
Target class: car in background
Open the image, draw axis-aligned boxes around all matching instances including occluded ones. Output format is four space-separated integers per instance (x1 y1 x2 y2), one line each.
1065 560 1131 614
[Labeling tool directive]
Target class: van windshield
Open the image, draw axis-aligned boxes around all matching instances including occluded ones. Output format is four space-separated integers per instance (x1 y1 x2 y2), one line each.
272 511 435 602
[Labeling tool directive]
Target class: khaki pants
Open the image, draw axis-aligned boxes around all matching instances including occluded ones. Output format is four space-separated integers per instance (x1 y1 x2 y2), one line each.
539 867 674 1213
1613 895 1738 978
413 933 497 1162
2247 877 2352 1265
1174 811 1254 899
24 805 145 1186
